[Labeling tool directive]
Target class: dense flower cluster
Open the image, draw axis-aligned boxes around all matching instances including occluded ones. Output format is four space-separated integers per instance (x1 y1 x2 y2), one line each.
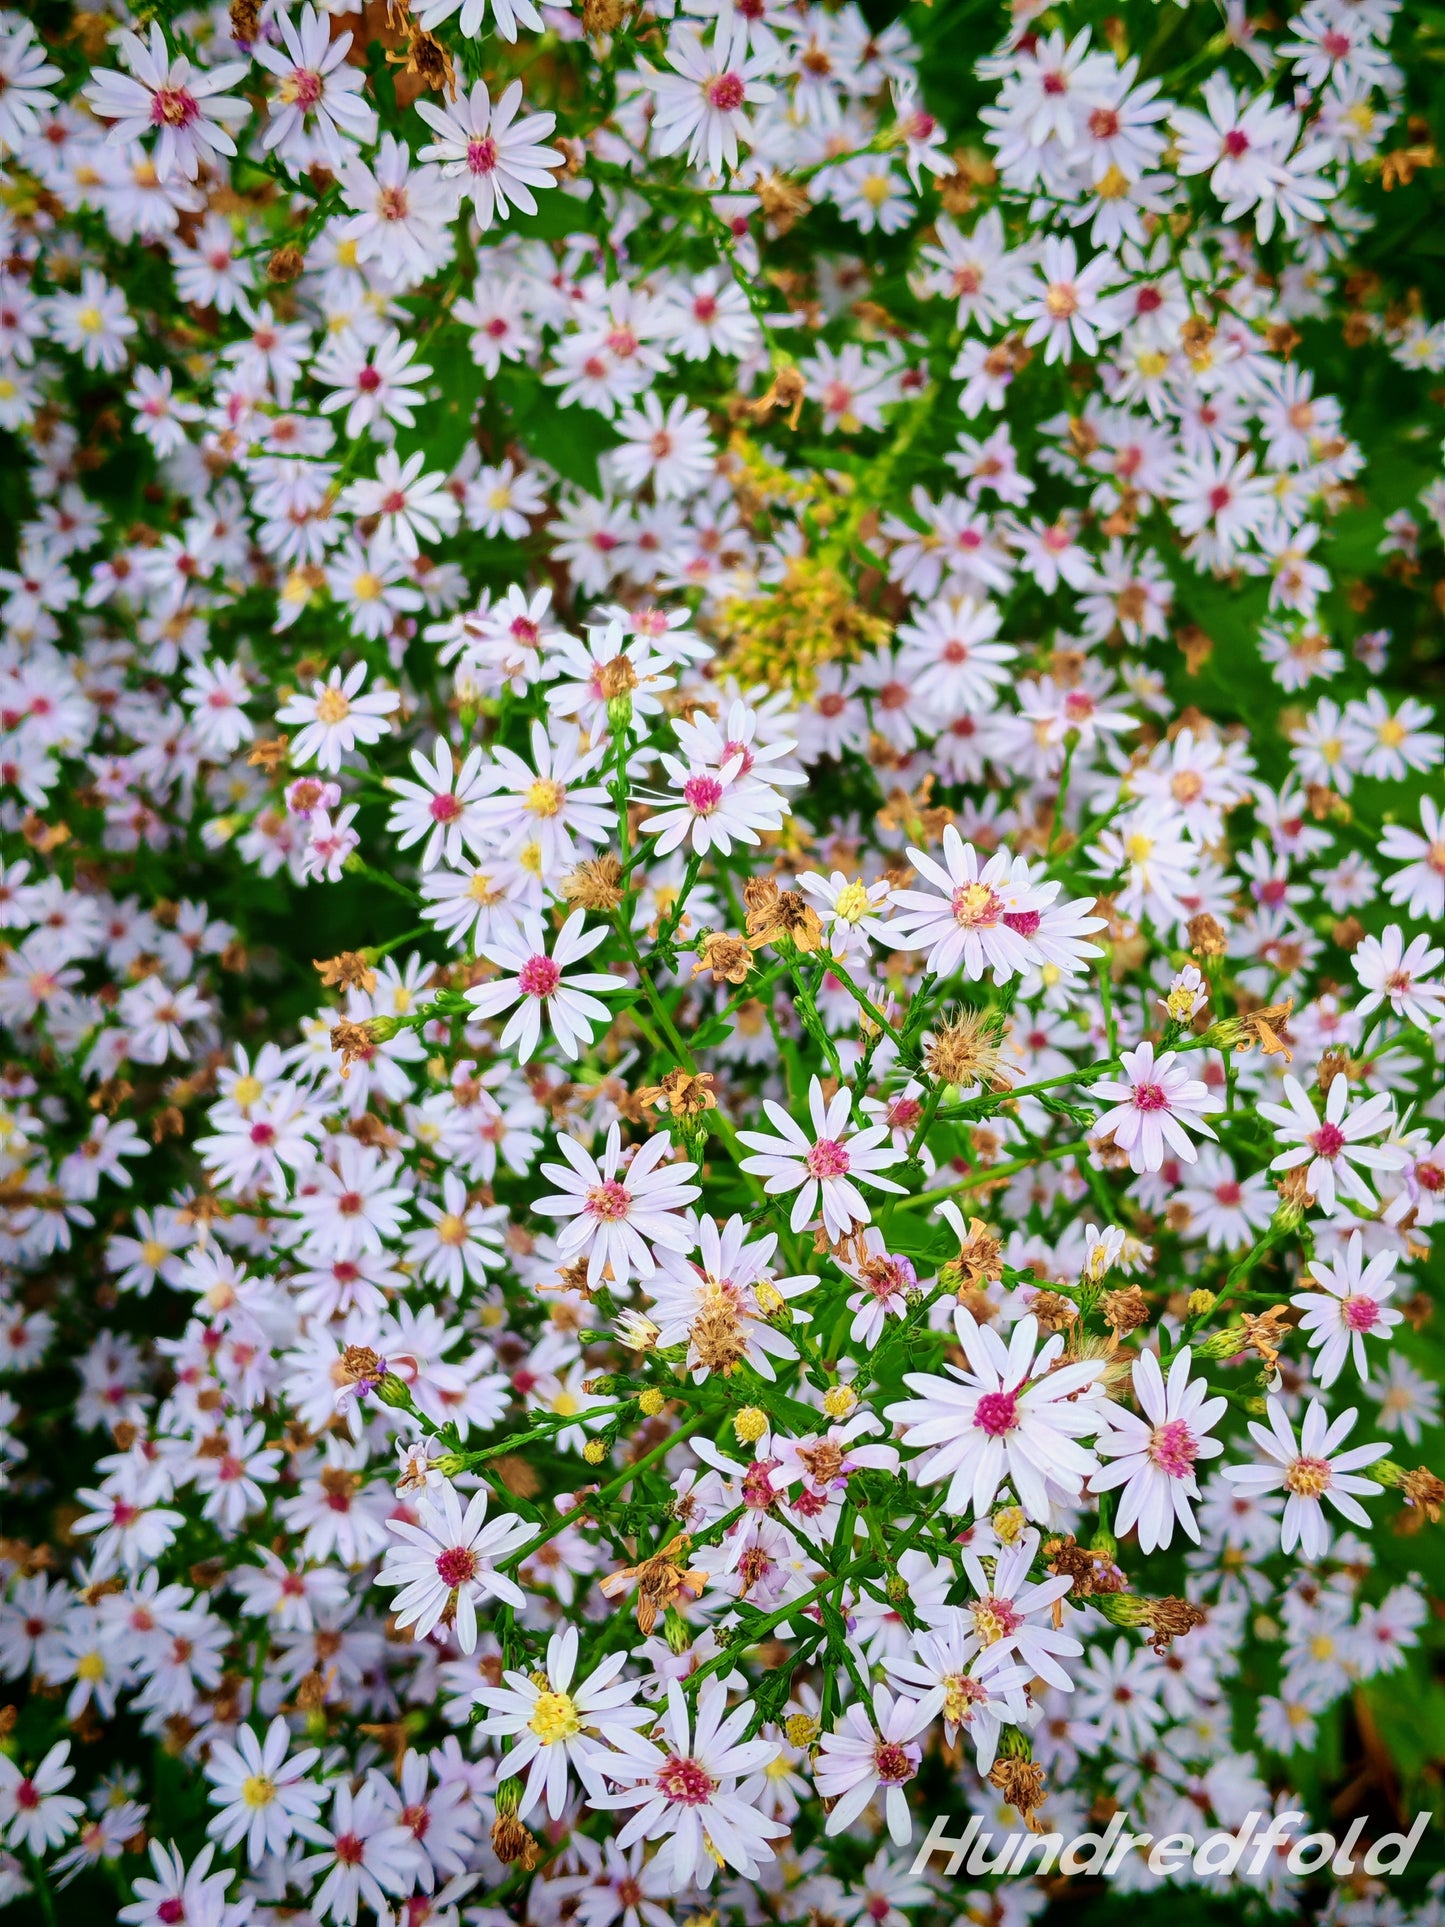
0 0 1443 1922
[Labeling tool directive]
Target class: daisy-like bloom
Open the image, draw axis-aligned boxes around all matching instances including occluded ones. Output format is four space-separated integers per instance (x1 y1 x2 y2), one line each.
415 79 561 228
299 1779 419 1925
886 1308 1115 1520
738 1076 905 1241
1089 1347 1227 1551
813 1683 946 1846
118 1842 234 1927
0 22 61 157
467 910 618 1063
475 721 612 874
1351 924 1445 1031
72 1489 185 1576
1291 1230 1403 1389
612 394 717 500
941 1525 1084 1688
276 661 400 774
403 1171 507 1296
1014 235 1122 362
202 1716 327 1868
646 1213 813 1381
591 1679 787 1888
1380 795 1445 923
796 870 896 960
385 737 494 872
536 1122 700 1291
884 829 1048 982
420 856 532 951
886 1625 1033 1773
252 4 376 172
642 757 789 857
894 595 1017 712
1257 1071 1406 1217
84 24 250 182
339 450 461 560
312 327 432 440
840 1236 919 1349
471 1625 650 1821
377 1483 530 1653
1174 1147 1276 1250
1089 1040 1219 1174
1221 1397 1387 1562
646 17 774 176
0 1741 84 1853
543 622 675 738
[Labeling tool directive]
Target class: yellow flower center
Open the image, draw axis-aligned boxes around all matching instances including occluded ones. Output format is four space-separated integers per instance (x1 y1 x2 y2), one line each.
833 880 871 923
241 1775 277 1808
525 778 565 818
529 1690 581 1744
315 687 351 725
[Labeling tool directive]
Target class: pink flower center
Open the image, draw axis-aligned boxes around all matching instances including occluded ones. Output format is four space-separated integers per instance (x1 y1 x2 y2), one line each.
742 1460 779 1508
807 1137 851 1179
518 954 561 998
1132 1083 1169 1112
586 1179 632 1221
1343 1295 1380 1333
291 67 323 107
1148 1418 1198 1479
429 792 463 822
158 1901 186 1925
973 1389 1019 1436
951 882 1004 928
707 72 746 112
972 1594 1022 1641
335 1833 365 1865
684 773 724 815
656 1755 715 1806
357 365 382 392
250 1121 276 1146
1310 1121 1346 1159
151 86 199 128
1215 1180 1241 1205
435 1545 478 1588
467 136 498 175
1003 909 1040 938
873 1739 917 1785
1284 1455 1332 1498
1223 128 1250 157
14 1779 38 1810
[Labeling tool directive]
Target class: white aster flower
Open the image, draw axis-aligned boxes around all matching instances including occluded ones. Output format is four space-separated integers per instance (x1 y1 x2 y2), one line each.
378 1483 531 1652
887 1308 1115 1520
